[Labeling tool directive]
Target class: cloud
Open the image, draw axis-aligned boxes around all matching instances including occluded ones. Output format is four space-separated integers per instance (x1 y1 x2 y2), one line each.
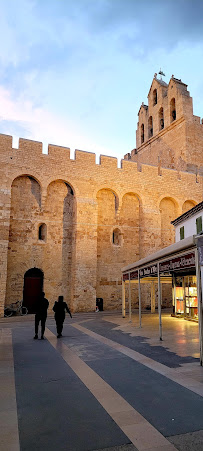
68 0 203 54
0 85 115 158
0 0 202 164
1 0 203 75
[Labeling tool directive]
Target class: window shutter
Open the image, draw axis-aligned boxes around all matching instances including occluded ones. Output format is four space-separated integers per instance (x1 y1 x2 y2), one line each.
196 216 203 234
180 226 184 240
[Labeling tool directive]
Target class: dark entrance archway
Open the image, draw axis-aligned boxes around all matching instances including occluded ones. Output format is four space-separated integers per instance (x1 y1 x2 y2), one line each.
23 268 43 313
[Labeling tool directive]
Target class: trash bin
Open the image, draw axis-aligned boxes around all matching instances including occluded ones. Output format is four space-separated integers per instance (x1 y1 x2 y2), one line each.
96 297 103 311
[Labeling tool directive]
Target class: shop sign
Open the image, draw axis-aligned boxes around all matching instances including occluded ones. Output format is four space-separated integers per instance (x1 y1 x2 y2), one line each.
130 270 138 280
139 264 158 277
159 252 195 273
123 273 129 281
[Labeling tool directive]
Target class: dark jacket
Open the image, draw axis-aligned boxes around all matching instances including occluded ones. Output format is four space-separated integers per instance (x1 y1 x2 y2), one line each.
35 297 49 317
53 301 72 320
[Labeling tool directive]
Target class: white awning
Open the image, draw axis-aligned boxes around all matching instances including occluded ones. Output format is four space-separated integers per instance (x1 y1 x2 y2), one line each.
122 235 196 273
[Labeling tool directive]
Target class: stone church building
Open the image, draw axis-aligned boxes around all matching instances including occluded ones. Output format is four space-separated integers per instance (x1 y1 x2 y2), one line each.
0 75 202 316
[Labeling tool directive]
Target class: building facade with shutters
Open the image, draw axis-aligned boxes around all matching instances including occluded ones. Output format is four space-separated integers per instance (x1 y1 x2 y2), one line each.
171 201 203 242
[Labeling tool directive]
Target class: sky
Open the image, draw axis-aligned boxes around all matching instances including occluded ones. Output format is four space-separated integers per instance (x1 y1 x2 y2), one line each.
0 0 203 162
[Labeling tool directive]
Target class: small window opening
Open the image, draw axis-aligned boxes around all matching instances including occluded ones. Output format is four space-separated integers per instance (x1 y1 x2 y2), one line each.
180 226 184 240
196 216 202 234
153 89 157 105
141 124 144 144
148 116 153 138
170 98 176 122
112 228 121 246
38 223 47 242
159 107 164 130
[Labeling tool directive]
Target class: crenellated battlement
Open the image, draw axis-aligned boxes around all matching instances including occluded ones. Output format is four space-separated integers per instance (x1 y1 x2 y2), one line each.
99 154 118 169
0 133 202 193
48 144 70 159
19 137 43 154
75 149 96 164
0 133 13 149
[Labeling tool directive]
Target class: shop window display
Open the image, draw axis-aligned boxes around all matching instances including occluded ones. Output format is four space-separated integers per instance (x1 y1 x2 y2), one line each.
175 277 184 314
185 276 198 319
174 275 198 321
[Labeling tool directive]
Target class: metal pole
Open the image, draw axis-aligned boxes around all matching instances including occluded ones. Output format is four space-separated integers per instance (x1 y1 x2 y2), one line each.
151 281 155 313
157 263 162 341
195 248 203 366
172 273 175 314
128 276 132 323
122 280 126 318
138 269 142 328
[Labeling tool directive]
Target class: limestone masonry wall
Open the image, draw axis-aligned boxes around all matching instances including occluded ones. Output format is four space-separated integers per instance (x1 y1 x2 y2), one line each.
0 130 202 316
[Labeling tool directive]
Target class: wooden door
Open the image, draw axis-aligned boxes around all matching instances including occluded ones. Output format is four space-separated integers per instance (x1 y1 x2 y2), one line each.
23 269 43 313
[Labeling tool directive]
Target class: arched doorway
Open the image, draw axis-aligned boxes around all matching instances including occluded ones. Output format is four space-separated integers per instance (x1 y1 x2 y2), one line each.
23 268 43 313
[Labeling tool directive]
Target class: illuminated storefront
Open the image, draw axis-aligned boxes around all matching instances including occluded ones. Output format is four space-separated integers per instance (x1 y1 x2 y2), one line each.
174 275 197 320
159 251 198 321
121 235 203 364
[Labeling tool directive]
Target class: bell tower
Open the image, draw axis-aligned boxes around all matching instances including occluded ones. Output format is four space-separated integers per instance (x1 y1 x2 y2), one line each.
126 73 203 174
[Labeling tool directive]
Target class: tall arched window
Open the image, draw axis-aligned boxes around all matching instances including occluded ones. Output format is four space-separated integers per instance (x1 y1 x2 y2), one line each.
159 107 164 130
148 116 153 138
38 223 47 242
170 98 176 122
141 124 144 144
153 89 157 105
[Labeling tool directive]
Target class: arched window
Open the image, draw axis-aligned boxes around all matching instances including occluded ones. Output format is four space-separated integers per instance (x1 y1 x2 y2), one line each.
141 124 144 144
112 228 122 246
170 98 176 122
148 116 153 138
153 89 157 105
38 223 47 242
159 107 164 130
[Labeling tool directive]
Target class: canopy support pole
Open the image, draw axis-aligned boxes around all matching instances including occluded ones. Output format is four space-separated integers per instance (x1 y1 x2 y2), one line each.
138 269 142 328
195 248 203 366
151 281 155 313
122 280 126 318
128 276 132 323
157 264 162 341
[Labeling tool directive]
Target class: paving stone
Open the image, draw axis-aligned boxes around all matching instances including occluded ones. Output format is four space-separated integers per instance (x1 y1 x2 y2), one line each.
168 430 203 451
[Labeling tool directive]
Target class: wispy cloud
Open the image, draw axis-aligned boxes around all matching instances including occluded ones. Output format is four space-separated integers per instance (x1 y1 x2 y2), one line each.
0 0 202 161
0 85 115 158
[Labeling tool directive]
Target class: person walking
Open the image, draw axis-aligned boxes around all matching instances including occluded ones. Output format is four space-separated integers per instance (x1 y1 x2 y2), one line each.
53 296 72 338
34 292 49 340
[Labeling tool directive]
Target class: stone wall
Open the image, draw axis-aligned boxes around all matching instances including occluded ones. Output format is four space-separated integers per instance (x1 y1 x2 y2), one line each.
0 133 202 316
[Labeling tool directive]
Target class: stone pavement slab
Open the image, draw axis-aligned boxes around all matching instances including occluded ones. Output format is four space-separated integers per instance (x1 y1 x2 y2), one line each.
0 329 19 451
13 326 130 451
168 430 203 451
56 322 203 437
1 312 203 451
80 317 198 367
46 327 177 451
97 446 138 451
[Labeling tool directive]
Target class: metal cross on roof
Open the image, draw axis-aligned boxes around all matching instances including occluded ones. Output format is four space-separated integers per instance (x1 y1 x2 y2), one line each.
158 69 166 80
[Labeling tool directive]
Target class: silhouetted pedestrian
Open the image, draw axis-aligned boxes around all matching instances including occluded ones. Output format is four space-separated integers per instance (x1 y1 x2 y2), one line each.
53 296 72 338
34 292 49 340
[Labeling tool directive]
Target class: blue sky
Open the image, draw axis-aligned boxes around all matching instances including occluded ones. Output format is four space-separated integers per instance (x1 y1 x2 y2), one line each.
0 0 203 161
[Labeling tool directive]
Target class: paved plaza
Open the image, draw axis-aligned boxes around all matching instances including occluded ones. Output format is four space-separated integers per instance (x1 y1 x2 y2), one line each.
1 311 203 451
